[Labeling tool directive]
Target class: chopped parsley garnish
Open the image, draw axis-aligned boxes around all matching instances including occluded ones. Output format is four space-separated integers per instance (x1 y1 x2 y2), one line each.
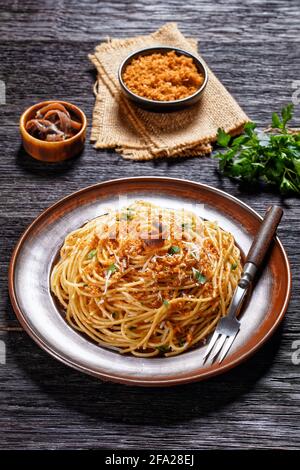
163 300 169 306
157 345 170 354
88 249 97 259
169 245 180 255
107 263 118 274
192 267 207 284
179 338 186 347
181 222 191 230
231 263 238 271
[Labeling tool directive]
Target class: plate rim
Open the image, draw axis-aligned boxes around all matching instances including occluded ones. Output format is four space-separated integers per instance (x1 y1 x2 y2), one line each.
8 176 292 386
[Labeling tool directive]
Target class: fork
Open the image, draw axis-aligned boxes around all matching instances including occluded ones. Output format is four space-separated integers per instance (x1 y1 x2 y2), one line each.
203 205 283 364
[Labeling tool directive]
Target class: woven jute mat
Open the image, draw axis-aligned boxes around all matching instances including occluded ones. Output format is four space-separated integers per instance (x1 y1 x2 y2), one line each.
89 23 249 161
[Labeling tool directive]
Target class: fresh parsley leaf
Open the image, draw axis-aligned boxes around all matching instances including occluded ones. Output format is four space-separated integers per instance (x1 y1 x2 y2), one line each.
88 249 97 259
272 112 282 129
192 267 207 284
107 263 118 274
293 158 300 177
271 104 294 131
243 121 257 136
280 175 298 193
169 245 180 254
217 128 231 147
231 134 249 148
281 103 294 130
163 300 169 307
231 263 238 271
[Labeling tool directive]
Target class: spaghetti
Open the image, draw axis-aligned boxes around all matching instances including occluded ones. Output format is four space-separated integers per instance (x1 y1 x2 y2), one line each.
50 201 242 357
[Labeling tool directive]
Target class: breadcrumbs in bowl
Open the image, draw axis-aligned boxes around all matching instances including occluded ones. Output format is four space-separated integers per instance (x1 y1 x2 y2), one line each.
122 50 204 102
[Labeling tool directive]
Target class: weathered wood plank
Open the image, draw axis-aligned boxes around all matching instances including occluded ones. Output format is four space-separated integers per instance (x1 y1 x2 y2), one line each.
0 0 300 43
0 329 299 450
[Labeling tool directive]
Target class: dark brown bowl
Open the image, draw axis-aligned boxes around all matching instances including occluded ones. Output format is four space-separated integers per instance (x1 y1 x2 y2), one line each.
20 100 87 162
118 47 208 112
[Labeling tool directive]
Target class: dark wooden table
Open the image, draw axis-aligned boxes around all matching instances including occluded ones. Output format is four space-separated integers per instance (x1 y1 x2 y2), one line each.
0 0 299 450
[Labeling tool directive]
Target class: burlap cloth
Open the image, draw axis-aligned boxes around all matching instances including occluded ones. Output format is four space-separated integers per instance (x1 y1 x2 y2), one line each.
89 23 249 161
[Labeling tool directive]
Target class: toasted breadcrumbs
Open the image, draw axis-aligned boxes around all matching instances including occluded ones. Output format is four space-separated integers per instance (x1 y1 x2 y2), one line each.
122 50 204 101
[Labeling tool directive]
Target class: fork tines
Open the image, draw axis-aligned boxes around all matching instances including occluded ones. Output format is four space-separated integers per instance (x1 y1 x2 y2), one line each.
203 330 238 364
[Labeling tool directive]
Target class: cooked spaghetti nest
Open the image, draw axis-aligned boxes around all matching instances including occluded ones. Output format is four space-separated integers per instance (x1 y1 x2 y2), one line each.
51 201 242 357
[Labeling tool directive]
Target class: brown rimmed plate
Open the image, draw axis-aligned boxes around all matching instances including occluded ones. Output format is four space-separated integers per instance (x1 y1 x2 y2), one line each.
8 177 291 386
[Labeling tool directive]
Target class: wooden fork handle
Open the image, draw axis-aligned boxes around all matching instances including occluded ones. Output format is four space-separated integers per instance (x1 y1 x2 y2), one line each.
246 206 283 268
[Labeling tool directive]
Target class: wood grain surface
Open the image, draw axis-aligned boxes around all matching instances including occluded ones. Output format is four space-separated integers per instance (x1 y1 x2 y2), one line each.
0 0 299 450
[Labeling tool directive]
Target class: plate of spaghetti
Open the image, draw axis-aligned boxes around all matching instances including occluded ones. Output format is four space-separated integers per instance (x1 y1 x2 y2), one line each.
9 177 291 386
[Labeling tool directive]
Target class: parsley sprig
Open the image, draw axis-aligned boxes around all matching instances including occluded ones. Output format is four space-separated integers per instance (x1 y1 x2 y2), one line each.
192 267 207 284
169 245 180 255
215 104 300 194
107 263 118 274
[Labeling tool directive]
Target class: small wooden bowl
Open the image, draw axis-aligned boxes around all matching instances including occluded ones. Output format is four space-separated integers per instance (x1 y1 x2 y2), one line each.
20 100 87 162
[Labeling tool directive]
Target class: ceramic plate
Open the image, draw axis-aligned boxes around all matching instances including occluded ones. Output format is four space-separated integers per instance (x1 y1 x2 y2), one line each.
9 177 291 386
